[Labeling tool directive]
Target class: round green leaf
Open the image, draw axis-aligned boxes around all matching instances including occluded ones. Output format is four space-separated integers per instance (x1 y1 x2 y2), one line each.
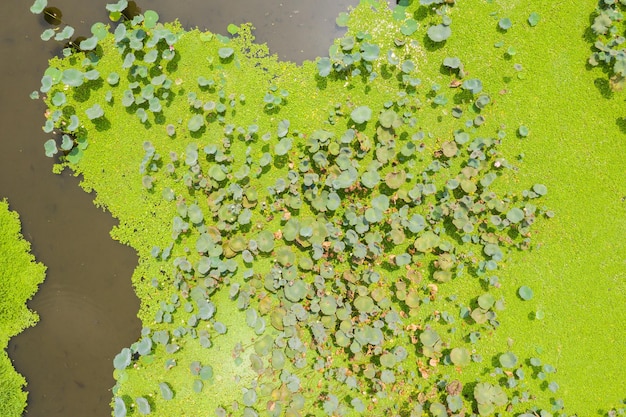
114 397 127 417
284 279 307 302
188 115 204 132
506 207 525 223
350 106 372 124
450 347 471 366
44 139 58 157
336 12 349 27
218 47 234 59
144 10 159 29
427 24 451 42
528 12 541 27
113 348 131 370
518 285 533 300
518 125 530 137
532 184 548 196
62 69 84 87
79 36 98 51
136 397 151 414
360 43 380 61
499 17 512 31
31 0 47 14
317 57 331 77
86 104 104 120
499 351 518 368
159 382 174 400
400 19 418 36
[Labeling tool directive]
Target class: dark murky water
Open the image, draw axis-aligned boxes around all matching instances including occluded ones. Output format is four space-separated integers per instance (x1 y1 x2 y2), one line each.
1 0 355 416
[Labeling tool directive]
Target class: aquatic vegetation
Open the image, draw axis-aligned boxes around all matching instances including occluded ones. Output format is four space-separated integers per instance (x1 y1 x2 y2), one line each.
0 200 46 417
29 0 626 415
588 0 626 90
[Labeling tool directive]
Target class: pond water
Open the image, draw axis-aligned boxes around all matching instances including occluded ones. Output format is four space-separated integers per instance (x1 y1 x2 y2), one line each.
1 0 355 416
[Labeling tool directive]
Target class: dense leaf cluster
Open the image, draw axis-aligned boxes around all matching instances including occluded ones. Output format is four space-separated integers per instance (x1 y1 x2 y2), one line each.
32 0 565 416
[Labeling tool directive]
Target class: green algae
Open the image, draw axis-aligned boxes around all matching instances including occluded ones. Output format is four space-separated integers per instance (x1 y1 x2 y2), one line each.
32 0 626 416
0 200 46 417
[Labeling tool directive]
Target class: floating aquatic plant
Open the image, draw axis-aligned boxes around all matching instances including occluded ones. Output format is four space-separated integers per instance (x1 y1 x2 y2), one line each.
32 1 563 415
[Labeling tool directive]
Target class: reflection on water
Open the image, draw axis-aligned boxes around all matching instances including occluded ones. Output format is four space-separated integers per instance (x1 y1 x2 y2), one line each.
1 0 355 415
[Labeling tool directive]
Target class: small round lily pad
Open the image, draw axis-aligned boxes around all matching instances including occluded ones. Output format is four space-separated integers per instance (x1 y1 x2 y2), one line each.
518 285 533 300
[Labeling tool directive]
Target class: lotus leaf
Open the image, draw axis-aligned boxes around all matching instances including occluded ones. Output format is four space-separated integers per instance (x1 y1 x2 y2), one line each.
80 36 99 51
420 329 441 349
106 0 128 12
475 94 491 109
433 270 452 282
62 69 83 87
360 43 379 61
477 293 495 310
114 397 127 417
401 60 415 74
443 56 462 69
506 207 525 223
354 295 375 313
208 165 226 181
284 279 307 302
218 47 234 59
430 402 447 417
395 253 411 266
474 382 507 406
528 12 541 27
275 137 292 156
442 141 458 157
199 365 213 380
350 106 372 124
137 337 152 356
136 397 151 415
319 296 337 315
462 78 483 94
499 351 518 368
188 115 204 132
85 103 104 120
243 388 257 406
532 183 548 195
40 28 55 41
159 382 173 400
335 11 349 27
518 125 529 137
450 347 470 366
317 57 331 77
518 285 533 300
387 50 399 66
400 19 419 36
144 10 159 29
499 17 513 31
385 170 406 189
379 109 401 129
55 25 74 41
427 24 452 42
30 0 47 14
44 139 58 157
187 204 204 224
113 348 132 370
276 246 295 265
414 231 440 252
446 394 464 412
380 352 396 368
256 230 274 252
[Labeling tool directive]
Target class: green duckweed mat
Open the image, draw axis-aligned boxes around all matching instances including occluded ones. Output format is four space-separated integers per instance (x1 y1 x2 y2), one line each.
0 200 46 417
32 0 625 415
